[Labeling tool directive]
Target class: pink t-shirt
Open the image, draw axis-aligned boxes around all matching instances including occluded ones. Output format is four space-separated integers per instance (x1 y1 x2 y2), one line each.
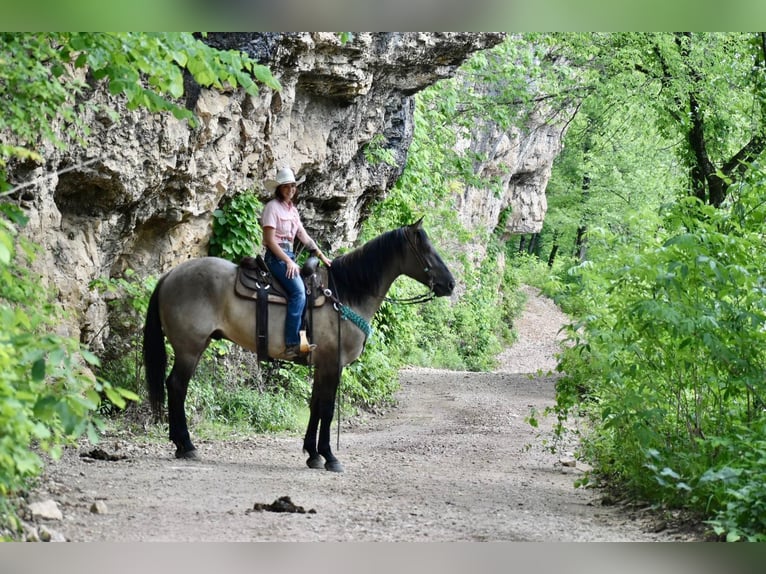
261 199 310 245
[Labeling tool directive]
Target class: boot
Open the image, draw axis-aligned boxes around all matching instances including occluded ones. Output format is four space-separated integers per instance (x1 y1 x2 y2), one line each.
283 343 316 360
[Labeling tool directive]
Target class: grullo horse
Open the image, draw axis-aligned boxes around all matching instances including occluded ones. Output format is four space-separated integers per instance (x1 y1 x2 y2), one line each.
142 218 455 471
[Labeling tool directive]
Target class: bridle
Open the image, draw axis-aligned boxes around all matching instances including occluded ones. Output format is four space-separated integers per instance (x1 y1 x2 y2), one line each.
381 227 437 305
317 225 439 326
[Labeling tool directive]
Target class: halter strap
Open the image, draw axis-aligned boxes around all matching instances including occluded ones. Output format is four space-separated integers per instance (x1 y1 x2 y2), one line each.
382 226 436 305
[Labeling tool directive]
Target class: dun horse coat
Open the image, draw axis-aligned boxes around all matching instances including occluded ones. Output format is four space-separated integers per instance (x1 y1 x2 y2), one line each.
143 219 455 471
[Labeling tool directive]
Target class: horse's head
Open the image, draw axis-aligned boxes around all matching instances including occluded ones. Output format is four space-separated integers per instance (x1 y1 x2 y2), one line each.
402 218 455 297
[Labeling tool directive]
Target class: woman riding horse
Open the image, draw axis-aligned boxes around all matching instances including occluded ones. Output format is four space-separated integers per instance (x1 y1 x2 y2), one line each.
261 166 332 360
143 217 455 472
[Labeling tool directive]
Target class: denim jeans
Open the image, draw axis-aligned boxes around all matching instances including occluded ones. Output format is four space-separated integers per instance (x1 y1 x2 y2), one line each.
264 249 306 347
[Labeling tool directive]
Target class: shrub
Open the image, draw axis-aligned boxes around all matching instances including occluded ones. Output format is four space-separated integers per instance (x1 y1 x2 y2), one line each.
0 205 137 532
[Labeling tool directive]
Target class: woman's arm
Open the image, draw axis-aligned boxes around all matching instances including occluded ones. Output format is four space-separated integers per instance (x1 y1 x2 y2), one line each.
296 224 332 267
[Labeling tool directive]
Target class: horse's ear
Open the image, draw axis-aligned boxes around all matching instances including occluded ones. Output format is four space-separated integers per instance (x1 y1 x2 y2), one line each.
411 216 424 229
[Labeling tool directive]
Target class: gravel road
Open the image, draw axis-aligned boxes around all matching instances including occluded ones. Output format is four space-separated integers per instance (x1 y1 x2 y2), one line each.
22 286 704 542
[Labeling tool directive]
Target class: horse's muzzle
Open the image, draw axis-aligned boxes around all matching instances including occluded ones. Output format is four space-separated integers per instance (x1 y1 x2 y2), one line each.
433 277 456 297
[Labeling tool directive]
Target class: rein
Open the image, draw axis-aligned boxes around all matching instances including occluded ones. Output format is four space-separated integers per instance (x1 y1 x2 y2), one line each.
382 291 435 305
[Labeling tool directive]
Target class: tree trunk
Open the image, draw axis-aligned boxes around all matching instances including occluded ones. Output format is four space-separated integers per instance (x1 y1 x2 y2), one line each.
527 233 540 257
574 225 587 261
547 244 559 268
547 230 560 267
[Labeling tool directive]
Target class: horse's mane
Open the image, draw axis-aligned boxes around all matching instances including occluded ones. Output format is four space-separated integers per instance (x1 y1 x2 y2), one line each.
328 227 408 306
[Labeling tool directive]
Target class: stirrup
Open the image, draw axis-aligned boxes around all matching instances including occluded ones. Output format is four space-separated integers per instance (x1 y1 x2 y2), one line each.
299 330 314 353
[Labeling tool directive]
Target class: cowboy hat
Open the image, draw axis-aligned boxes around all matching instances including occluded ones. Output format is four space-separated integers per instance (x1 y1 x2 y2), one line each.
263 167 306 193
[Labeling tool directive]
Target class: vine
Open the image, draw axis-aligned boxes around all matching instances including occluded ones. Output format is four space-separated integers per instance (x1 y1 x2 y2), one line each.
208 192 263 262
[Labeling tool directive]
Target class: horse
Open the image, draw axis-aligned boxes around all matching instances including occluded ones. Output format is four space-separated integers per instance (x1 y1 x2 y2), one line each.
142 218 455 472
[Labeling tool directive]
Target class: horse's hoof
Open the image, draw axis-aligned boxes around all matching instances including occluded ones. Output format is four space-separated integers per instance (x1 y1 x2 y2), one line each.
306 455 324 469
175 448 198 460
325 460 344 473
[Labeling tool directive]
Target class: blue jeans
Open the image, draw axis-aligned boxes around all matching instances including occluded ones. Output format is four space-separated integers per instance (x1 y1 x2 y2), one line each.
264 250 305 347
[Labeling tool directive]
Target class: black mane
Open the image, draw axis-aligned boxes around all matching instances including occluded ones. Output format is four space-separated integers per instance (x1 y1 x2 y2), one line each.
328 227 408 306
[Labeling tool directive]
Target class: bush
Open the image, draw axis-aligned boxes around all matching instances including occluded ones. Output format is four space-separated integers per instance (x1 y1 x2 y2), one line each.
0 205 137 533
209 192 263 262
552 191 766 541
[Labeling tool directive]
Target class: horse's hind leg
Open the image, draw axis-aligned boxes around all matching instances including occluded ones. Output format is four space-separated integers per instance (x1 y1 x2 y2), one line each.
166 352 201 459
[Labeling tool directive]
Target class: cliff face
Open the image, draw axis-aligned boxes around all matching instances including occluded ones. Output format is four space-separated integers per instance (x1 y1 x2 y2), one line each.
7 32 567 349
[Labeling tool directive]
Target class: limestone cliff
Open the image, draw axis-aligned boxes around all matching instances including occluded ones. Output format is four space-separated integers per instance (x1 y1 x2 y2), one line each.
6 32 566 350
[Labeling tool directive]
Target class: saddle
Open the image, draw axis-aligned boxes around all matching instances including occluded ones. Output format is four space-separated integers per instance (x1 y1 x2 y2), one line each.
235 255 326 306
235 254 327 362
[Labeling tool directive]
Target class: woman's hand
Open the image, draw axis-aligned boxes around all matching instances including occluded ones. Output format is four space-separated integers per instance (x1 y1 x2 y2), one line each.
285 259 301 279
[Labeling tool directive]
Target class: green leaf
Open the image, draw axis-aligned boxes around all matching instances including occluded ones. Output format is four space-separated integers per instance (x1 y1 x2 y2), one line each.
86 422 101 445
0 240 10 265
104 386 126 409
31 358 46 381
117 387 140 402
31 422 51 440
80 349 101 366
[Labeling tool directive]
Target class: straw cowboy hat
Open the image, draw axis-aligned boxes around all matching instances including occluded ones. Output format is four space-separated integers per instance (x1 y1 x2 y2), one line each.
263 166 306 193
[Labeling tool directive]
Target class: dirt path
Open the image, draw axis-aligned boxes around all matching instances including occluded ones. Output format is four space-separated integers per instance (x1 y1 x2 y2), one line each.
25 287 702 541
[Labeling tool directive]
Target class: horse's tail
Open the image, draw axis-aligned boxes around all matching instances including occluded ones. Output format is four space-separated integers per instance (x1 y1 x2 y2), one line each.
143 275 167 419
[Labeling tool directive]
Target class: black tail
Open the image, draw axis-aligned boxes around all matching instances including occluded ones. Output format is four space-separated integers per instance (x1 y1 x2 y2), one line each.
143 275 167 419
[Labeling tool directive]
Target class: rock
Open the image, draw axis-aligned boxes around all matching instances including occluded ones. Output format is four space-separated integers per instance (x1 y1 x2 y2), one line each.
28 499 63 521
559 457 577 467
26 528 40 542
38 525 67 542
90 500 109 514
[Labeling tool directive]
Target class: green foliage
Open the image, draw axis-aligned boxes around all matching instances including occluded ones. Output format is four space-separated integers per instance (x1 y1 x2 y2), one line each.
1 33 279 185
541 32 766 210
187 363 306 435
542 94 680 265
341 335 400 409
0 207 137 531
209 193 263 262
1 32 279 531
90 270 158 400
363 133 398 167
551 171 766 541
357 61 532 378
537 33 766 539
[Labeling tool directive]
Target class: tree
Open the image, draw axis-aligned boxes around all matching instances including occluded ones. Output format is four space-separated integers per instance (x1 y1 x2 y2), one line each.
540 33 766 541
547 33 766 209
638 33 766 207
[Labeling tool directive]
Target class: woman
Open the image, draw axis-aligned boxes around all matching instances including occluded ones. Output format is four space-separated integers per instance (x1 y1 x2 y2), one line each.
261 166 332 359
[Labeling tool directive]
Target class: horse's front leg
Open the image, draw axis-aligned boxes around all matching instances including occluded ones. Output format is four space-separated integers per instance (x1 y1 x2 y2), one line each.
317 395 343 472
302 407 323 469
303 367 343 472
